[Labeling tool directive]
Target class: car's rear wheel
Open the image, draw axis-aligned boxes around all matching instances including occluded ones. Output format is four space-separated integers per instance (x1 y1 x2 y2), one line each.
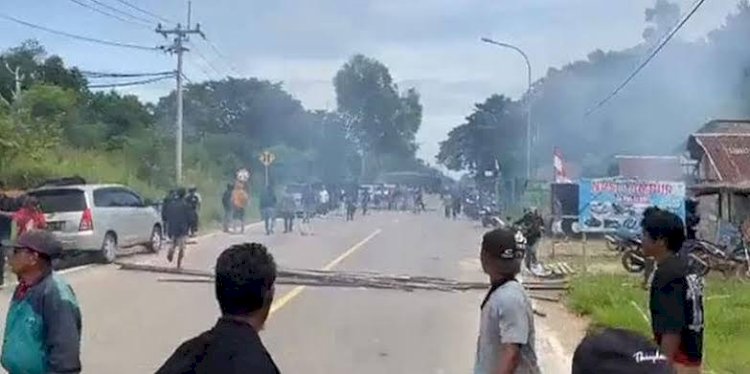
99 233 118 264
148 225 163 253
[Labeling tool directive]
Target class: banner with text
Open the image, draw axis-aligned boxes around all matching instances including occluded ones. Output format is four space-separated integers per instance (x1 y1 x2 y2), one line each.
578 179 685 233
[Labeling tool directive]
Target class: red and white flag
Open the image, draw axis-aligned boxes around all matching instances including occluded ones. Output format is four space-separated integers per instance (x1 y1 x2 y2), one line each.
553 148 571 183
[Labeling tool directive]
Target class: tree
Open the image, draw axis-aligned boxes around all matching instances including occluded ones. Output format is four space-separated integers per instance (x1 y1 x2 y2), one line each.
0 40 87 103
333 54 423 179
437 95 524 176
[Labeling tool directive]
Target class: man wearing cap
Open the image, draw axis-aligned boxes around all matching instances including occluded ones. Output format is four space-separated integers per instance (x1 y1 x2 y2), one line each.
1 230 82 374
572 328 673 373
475 227 541 374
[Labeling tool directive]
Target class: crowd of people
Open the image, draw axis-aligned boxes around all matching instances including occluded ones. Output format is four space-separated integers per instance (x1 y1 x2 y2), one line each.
0 178 703 373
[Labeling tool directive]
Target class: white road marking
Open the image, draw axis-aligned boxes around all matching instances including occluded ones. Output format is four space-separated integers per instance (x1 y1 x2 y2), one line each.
269 229 383 316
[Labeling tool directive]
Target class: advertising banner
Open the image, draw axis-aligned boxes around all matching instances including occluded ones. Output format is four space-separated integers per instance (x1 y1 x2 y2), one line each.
578 179 685 233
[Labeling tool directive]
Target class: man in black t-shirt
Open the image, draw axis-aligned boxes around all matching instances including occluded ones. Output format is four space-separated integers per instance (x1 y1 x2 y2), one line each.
641 207 704 373
157 243 280 374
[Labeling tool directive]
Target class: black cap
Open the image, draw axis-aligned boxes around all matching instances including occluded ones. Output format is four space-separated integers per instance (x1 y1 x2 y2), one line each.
10 230 63 259
481 227 525 260
572 328 673 374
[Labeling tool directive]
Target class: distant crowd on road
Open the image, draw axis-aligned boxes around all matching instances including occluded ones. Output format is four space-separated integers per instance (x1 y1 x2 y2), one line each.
0 178 702 373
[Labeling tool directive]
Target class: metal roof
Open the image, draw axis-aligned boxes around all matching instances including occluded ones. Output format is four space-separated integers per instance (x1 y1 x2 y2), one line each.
688 133 750 183
615 155 683 181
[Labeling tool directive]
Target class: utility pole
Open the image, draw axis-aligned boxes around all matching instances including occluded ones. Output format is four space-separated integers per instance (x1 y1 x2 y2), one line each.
156 3 204 184
480 37 533 180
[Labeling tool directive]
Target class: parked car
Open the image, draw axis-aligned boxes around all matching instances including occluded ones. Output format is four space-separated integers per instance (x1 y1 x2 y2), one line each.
26 184 163 263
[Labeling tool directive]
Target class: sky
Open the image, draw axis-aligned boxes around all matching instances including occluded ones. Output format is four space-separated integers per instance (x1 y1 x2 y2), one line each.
0 0 741 166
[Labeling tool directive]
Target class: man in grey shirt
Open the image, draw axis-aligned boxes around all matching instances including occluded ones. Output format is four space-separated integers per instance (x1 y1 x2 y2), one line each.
475 227 541 374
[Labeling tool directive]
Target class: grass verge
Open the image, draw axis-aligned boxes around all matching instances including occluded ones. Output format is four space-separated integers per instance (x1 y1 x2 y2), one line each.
566 273 750 374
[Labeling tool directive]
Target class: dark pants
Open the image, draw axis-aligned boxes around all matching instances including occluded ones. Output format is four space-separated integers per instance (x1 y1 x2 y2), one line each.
262 207 275 235
222 208 231 232
525 239 540 269
281 213 294 233
188 210 199 236
0 217 11 286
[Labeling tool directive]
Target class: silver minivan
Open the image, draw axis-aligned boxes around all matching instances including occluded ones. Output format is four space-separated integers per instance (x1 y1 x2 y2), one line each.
27 184 163 263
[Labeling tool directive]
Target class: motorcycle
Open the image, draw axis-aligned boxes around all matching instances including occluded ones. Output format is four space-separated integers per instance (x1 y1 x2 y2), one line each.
605 232 640 252
620 236 646 273
621 237 711 277
480 204 502 228
689 238 750 278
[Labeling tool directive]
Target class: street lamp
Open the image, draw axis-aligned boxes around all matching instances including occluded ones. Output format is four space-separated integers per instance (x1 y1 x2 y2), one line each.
480 37 533 180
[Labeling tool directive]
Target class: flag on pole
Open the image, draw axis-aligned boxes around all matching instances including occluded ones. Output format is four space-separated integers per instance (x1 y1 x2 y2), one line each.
553 148 571 183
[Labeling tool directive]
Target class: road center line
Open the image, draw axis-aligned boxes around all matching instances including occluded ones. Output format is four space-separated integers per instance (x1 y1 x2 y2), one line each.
269 228 383 316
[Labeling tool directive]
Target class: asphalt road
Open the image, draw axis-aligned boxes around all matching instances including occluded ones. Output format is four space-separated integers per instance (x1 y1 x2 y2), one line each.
0 206 571 373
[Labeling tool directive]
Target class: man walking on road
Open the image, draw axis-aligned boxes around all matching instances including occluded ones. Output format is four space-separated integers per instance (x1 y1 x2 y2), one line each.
156 243 280 374
641 207 704 373
260 185 277 235
1 230 82 374
165 188 191 269
278 190 296 233
475 227 541 374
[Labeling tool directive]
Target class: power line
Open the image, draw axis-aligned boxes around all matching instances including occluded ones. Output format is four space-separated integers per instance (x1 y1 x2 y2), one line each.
186 54 215 81
0 13 162 51
203 38 241 76
66 0 151 29
585 0 708 116
112 0 174 24
181 72 193 85
82 70 175 78
87 0 155 25
87 74 173 88
191 43 225 79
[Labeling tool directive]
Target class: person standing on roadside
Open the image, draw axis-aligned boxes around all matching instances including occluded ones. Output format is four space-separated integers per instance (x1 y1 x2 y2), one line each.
278 190 296 234
221 184 233 233
231 182 249 234
186 186 201 237
1 196 47 237
515 207 544 271
260 185 277 236
165 188 191 269
1 230 82 374
475 227 541 374
156 243 280 374
641 207 704 374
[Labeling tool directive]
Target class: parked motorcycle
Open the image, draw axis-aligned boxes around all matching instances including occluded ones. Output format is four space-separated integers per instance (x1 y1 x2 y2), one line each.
605 232 640 252
620 236 645 273
688 239 750 278
621 237 711 277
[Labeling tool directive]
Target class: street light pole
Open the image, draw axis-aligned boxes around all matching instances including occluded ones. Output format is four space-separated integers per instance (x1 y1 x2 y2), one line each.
480 37 533 180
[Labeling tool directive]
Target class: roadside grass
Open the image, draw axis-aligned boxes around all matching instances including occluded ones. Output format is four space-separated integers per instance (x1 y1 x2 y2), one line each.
566 273 750 374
